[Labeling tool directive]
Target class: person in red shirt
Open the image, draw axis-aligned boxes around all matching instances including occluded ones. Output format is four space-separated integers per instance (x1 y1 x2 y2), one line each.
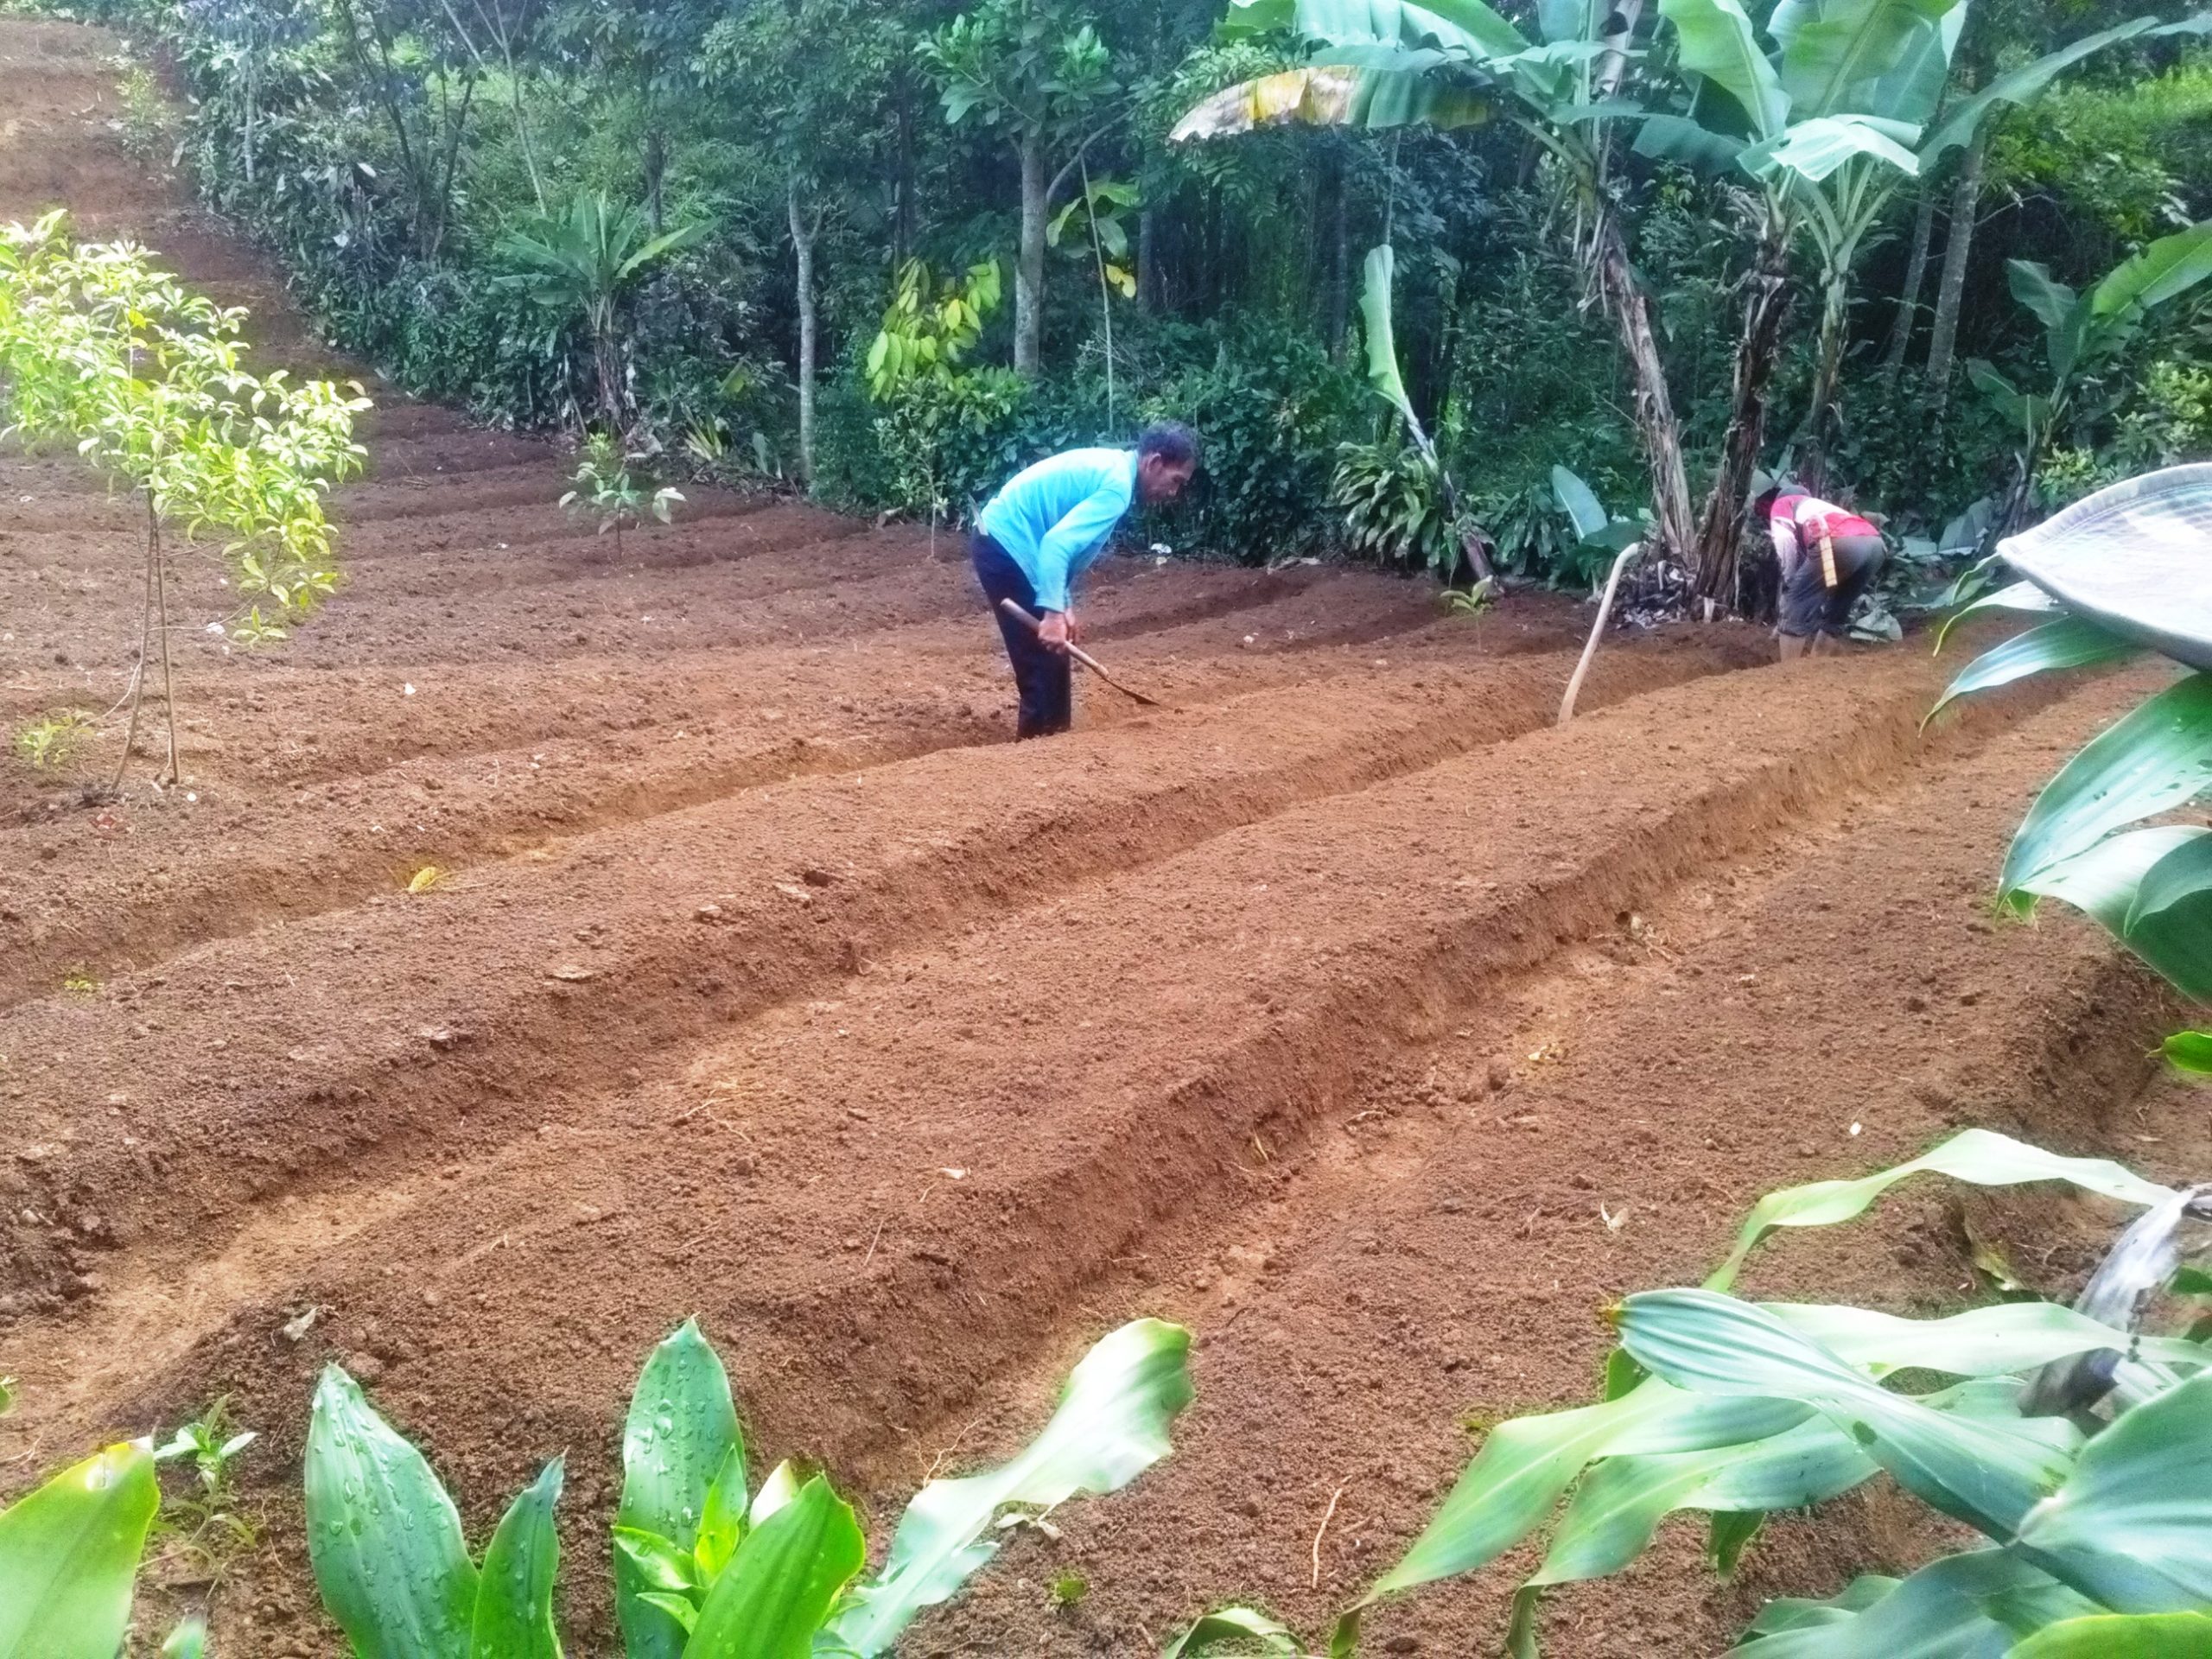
1757 476 1888 660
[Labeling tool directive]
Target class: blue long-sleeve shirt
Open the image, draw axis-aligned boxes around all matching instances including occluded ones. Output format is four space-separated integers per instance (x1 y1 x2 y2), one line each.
975 448 1138 613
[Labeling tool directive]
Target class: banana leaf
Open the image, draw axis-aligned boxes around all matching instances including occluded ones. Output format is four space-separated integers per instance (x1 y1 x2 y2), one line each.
1217 0 1529 60
1656 0 1789 138
1171 63 1494 141
0 1441 160 1659
1769 0 1965 123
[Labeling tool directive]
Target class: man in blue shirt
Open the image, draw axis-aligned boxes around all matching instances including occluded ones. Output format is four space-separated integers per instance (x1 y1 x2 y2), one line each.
970 423 1200 738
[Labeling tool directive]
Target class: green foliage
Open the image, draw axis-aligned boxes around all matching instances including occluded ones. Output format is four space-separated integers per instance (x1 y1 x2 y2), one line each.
562 430 683 551
11 709 95 772
0 1441 162 1659
866 258 1004 401
298 1317 1192 1658
149 1398 261 1585
1331 438 1455 571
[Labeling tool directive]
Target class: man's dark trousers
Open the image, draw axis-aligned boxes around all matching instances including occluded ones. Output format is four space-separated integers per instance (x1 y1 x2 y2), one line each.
970 531 1071 739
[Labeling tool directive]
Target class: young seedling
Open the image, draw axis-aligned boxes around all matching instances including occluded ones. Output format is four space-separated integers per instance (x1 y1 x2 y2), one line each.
12 710 96 771
150 1399 261 1586
561 429 682 562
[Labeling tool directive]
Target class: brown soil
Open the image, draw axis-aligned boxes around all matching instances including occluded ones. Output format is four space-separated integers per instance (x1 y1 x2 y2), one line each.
3 21 2201 1659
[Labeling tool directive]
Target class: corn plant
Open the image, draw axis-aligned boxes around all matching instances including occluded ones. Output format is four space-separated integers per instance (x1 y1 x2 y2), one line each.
1168 1130 2212 1656
1932 463 2212 1072
0 1440 163 1659
303 1316 1193 1659
11 709 96 771
0 211 370 787
562 430 682 563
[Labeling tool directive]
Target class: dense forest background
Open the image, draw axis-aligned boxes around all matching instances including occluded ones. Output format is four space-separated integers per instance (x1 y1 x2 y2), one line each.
52 0 2212 589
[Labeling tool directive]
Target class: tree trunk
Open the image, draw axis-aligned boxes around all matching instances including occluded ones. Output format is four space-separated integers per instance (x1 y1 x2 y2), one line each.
1325 157 1351 358
1592 213 1695 567
244 62 258 186
789 178 818 490
1137 206 1158 311
1925 130 1987 415
1014 131 1046 377
1800 269 1849 496
893 82 915 264
1693 210 1793 611
645 124 667 236
1881 185 1936 374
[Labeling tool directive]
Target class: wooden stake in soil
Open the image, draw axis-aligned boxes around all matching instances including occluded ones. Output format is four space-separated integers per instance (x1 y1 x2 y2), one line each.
1558 543 1643 727
115 489 161 790
996 599 1169 709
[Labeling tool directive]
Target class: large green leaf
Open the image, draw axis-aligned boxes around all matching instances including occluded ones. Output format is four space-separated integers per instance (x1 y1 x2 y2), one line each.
617 1320 743 1659
2009 829 2211 1005
1217 0 1529 60
1170 63 1494 141
1619 1292 2075 1539
1770 0 1961 123
1364 1380 1809 1601
2009 1613 2212 1656
823 1320 1194 1656
1769 1300 2200 1381
1161 1607 1300 1656
1707 1128 2172 1292
2014 1372 2212 1611
1552 466 1609 540
2125 833 2212 1001
0 1441 159 1659
1632 112 1750 171
1360 245 1428 451
1933 579 2061 652
1733 1548 2098 1656
1920 18 2208 164
2006 260 2079 336
1929 615 2138 717
305 1366 479 1659
680 1476 864 1659
1995 465 2212 674
1999 673 2212 903
1657 0 1789 138
471 1460 564 1659
2090 219 2212 321
1743 115 1921 182
2166 1031 2212 1074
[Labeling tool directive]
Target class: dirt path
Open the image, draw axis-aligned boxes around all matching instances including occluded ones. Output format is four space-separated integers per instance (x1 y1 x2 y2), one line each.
3 20 2197 1659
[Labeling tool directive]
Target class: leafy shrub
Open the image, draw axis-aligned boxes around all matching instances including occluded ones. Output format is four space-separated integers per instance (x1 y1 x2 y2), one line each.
1331 438 1456 571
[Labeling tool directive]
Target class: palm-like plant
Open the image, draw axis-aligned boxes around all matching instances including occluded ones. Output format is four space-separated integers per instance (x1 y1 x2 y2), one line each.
497 191 707 431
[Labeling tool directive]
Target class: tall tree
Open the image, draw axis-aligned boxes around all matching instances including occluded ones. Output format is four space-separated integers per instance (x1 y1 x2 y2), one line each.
920 0 1119 377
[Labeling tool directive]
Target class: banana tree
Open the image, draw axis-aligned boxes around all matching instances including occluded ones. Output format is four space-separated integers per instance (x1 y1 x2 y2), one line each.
1967 223 2212 544
1173 0 1704 571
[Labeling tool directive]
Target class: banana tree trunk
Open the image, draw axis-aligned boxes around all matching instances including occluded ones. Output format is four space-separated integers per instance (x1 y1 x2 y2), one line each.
1800 269 1850 496
1014 130 1046 377
1693 210 1793 612
1881 186 1936 374
1593 212 1695 567
1924 130 1987 415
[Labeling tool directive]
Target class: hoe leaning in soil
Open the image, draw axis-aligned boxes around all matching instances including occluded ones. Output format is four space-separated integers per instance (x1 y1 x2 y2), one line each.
1000 596 1171 709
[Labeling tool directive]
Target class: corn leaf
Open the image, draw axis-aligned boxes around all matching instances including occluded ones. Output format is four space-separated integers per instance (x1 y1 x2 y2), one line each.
2124 833 2212 1002
824 1320 1194 1656
2165 1031 2212 1074
1733 1548 2096 1656
618 1320 743 1659
304 1366 478 1659
2011 825 2205 936
1364 1381 1810 1602
1993 464 2212 673
1707 1128 2171 1292
1929 615 2137 718
470 1459 564 1659
160 1621 208 1659
1770 1300 2200 1380
1162 1606 1300 1657
1999 673 2212 903
2013 1372 2212 1612
2008 1613 2212 1657
0 1441 160 1659
692 1449 747 1583
680 1476 863 1659
1934 579 2062 653
1618 1291 2076 1539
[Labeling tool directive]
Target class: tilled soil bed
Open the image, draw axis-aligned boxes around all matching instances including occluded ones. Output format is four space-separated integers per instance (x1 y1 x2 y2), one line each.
3 20 2201 1658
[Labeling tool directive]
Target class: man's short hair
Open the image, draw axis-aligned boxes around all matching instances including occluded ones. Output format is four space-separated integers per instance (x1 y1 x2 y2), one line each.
1137 421 1199 469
